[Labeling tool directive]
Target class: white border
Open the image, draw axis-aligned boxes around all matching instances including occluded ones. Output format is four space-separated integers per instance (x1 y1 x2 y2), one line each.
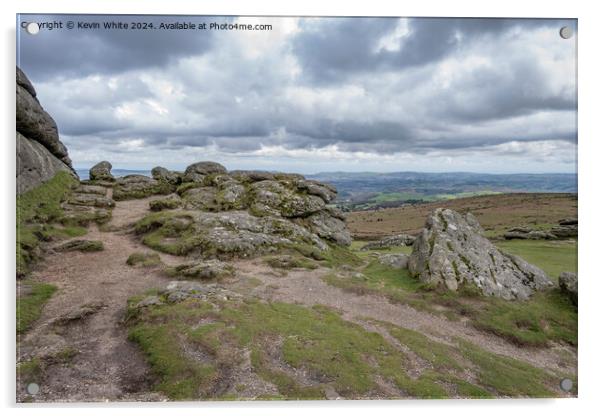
2 1 600 415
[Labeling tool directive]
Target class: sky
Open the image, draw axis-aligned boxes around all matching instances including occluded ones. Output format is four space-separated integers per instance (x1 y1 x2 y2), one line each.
17 15 577 174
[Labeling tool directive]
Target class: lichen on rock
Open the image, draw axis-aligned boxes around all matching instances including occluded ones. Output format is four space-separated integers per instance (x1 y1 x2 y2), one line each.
408 208 553 300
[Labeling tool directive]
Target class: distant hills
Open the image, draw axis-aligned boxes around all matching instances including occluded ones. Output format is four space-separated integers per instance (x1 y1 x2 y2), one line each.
306 171 577 210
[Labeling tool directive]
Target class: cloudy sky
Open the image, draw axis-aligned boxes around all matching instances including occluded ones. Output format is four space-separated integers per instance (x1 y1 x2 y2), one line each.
17 15 577 173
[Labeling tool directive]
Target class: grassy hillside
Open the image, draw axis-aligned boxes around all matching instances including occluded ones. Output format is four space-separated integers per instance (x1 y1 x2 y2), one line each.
347 193 577 239
16 171 82 276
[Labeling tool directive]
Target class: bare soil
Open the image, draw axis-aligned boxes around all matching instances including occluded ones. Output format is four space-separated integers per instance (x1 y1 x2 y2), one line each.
17 195 177 402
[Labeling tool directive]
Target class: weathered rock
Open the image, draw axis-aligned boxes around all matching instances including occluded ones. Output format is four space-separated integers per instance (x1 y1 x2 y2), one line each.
360 234 416 251
559 272 578 305
550 224 578 239
409 208 553 300
135 295 164 308
16 67 75 194
168 259 235 280
182 186 219 211
378 253 409 269
136 162 351 260
230 170 275 183
504 230 557 240
151 166 182 185
16 68 71 167
67 192 115 208
75 184 107 195
135 210 327 259
160 281 240 303
183 161 227 182
52 301 106 325
89 161 114 182
16 132 75 194
149 194 182 211
300 211 351 246
61 204 111 225
113 174 173 200
55 239 104 252
215 180 247 210
296 179 337 203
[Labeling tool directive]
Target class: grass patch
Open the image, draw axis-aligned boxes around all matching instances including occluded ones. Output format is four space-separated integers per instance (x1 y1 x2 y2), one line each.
473 289 577 346
339 236 578 347
17 171 79 276
128 297 455 399
55 239 104 253
17 282 57 333
127 252 162 267
128 293 566 399
128 323 217 399
458 340 555 397
495 239 577 281
150 196 182 211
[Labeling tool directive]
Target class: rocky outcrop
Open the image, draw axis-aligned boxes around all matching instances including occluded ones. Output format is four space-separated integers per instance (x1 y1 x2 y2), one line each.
559 272 578 305
133 161 351 260
61 184 114 225
16 67 76 194
504 218 578 240
113 174 172 201
360 234 416 251
409 208 553 300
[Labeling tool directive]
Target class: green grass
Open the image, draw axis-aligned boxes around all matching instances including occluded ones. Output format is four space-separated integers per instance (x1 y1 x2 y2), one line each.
473 290 577 347
458 340 555 397
17 171 79 276
495 239 577 281
17 282 57 333
128 297 455 399
128 324 217 399
126 252 162 267
363 190 502 208
128 295 559 399
333 238 578 347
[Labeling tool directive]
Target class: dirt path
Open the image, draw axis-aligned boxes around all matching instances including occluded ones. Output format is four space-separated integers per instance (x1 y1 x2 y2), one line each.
233 260 577 377
17 195 177 402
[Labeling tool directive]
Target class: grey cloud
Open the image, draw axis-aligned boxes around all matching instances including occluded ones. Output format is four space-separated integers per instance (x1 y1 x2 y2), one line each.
18 14 225 81
17 15 577 172
292 17 576 84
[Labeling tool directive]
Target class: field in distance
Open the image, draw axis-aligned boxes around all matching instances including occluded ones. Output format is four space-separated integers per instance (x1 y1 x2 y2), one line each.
347 193 577 240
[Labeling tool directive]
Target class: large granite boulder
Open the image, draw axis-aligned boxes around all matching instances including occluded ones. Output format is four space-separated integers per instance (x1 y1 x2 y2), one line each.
408 208 553 300
16 67 76 194
183 161 228 182
16 132 73 194
89 161 114 182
